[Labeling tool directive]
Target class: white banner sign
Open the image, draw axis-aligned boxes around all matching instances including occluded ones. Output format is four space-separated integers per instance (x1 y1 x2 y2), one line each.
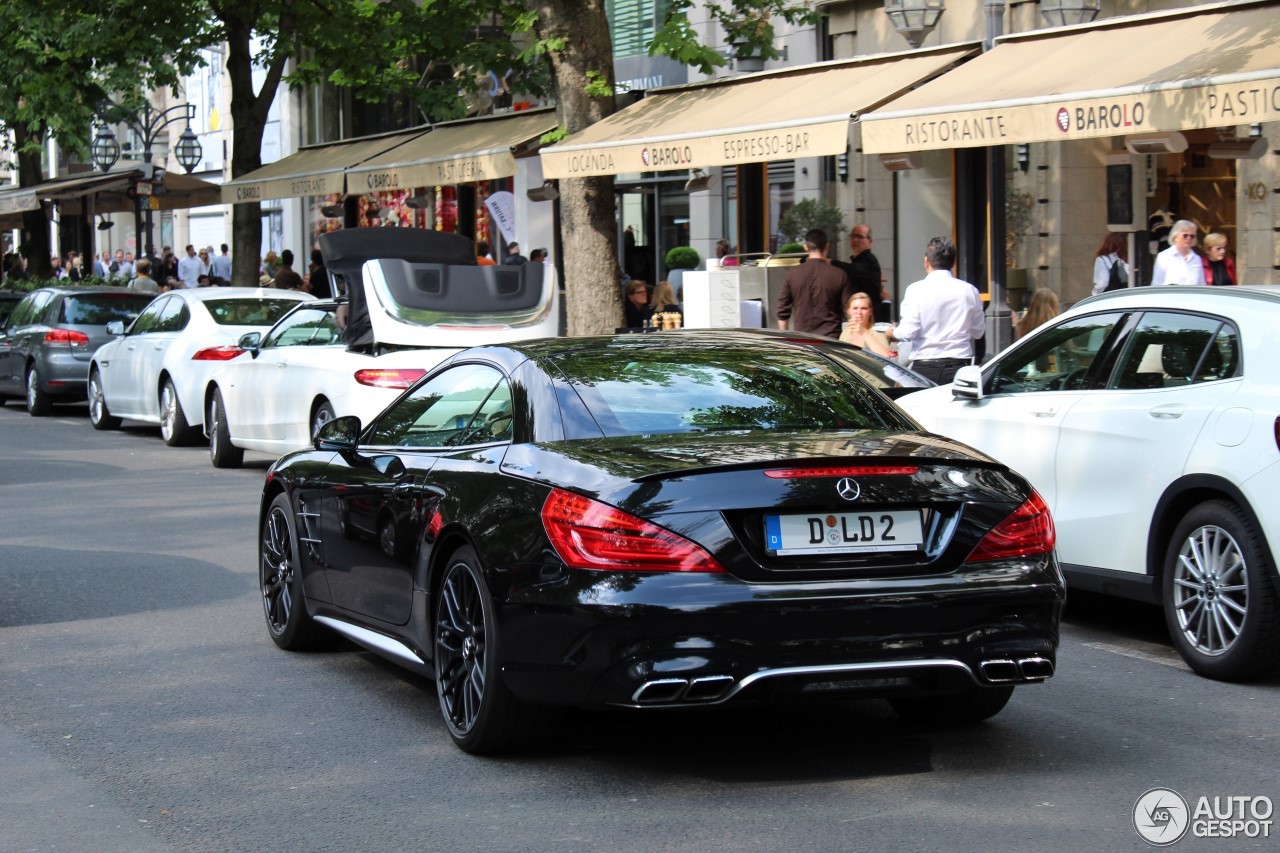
484 191 517 242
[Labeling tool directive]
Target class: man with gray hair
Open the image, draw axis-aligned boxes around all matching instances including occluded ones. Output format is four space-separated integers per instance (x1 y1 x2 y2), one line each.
890 236 986 385
1151 219 1206 286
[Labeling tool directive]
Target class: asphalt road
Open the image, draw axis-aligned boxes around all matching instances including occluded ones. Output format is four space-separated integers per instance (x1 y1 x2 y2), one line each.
2 401 1277 852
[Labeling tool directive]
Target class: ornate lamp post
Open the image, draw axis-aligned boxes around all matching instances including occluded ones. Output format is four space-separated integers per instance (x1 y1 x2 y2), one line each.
91 102 203 260
1040 0 1101 27
883 0 945 48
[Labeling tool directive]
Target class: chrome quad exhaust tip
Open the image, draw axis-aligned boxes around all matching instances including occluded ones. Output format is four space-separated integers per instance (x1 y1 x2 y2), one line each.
980 657 1055 684
631 674 736 705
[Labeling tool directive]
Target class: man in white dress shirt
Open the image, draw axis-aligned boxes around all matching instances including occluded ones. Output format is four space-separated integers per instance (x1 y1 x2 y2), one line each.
177 244 202 289
1150 220 1206 286
890 236 987 385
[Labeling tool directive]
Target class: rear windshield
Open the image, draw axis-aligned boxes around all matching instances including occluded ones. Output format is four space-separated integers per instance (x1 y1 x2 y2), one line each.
59 293 156 325
549 345 914 437
205 298 302 326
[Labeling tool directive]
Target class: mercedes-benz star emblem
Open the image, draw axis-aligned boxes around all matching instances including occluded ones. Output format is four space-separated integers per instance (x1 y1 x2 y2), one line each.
836 478 861 502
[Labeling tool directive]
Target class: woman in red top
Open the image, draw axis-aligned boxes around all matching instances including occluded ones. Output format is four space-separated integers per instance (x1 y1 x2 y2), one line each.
1201 233 1237 285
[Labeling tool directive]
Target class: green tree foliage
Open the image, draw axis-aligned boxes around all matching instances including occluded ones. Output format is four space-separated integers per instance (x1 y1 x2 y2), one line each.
209 0 549 285
777 199 845 244
649 0 819 74
0 0 213 276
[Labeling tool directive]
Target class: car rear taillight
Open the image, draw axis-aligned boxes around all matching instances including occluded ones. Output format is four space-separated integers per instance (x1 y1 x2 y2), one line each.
353 368 427 389
541 488 725 573
965 490 1056 563
44 329 89 347
192 346 246 361
764 465 919 478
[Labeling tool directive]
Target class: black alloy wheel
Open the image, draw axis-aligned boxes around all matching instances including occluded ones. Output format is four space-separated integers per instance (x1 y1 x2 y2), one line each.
434 546 532 753
209 389 244 469
1163 500 1280 681
260 493 329 651
889 685 1015 725
25 367 51 416
88 370 121 430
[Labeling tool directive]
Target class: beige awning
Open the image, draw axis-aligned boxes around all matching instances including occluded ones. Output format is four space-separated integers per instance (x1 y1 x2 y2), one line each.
861 0 1280 153
220 129 427 203
347 109 559 191
0 170 132 215
540 45 978 178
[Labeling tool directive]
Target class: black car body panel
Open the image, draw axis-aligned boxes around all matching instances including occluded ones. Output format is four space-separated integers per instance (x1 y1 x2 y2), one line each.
260 333 1064 745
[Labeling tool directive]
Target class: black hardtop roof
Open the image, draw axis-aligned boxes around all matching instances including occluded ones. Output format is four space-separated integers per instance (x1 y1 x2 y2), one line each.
319 228 477 351
318 228 475 272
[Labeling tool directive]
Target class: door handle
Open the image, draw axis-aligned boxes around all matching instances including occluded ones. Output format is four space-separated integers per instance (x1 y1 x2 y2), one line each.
1150 403 1186 420
277 361 288 368
1030 406 1058 418
393 481 418 496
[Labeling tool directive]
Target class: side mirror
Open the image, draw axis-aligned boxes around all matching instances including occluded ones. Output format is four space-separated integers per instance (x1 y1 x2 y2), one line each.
106 320 126 336
951 365 984 401
238 331 262 356
314 414 361 451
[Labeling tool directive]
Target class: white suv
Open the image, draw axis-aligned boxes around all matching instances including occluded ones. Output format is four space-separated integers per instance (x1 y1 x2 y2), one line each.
898 285 1280 681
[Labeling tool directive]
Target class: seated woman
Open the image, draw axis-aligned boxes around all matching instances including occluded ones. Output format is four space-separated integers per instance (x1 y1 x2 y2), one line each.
649 281 682 327
623 280 651 329
839 293 893 356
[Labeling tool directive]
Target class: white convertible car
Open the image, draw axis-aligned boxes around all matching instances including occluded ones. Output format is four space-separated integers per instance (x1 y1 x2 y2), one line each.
88 287 315 444
203 228 560 467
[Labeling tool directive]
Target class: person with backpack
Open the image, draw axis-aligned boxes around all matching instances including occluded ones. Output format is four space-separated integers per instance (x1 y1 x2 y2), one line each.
1092 232 1131 294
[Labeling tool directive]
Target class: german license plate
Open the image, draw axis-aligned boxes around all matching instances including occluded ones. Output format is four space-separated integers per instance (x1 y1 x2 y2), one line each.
764 510 923 555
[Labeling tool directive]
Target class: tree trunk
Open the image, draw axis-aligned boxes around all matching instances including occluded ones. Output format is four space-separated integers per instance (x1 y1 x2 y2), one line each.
222 14 288 286
13 126 52 279
536 0 622 335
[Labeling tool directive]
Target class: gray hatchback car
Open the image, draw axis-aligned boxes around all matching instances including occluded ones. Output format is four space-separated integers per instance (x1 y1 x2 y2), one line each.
0 287 155 415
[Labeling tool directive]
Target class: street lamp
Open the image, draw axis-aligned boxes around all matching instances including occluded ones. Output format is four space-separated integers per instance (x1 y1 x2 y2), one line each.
90 125 121 172
90 101 203 258
1040 0 1101 28
883 0 945 49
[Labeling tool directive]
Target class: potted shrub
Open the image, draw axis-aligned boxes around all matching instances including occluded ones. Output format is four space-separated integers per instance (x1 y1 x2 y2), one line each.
664 246 701 296
777 199 845 248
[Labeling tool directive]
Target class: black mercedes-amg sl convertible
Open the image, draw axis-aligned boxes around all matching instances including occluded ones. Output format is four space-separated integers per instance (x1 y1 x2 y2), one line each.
258 331 1064 753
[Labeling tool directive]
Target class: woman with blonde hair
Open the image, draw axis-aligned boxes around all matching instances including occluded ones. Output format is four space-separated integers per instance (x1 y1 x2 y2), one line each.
261 250 281 281
1200 232 1237 286
840 292 893 357
650 281 680 313
1014 288 1060 340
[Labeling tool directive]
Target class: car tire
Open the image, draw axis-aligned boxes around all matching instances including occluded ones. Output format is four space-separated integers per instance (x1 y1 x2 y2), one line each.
159 378 200 446
311 399 336 439
25 367 52 416
260 492 332 651
889 685 1015 725
88 370 121 430
209 390 244 469
1162 500 1280 681
435 545 537 754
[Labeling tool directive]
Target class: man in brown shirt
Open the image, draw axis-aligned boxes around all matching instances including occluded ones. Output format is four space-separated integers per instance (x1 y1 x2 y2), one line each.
776 228 852 338
273 249 304 290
